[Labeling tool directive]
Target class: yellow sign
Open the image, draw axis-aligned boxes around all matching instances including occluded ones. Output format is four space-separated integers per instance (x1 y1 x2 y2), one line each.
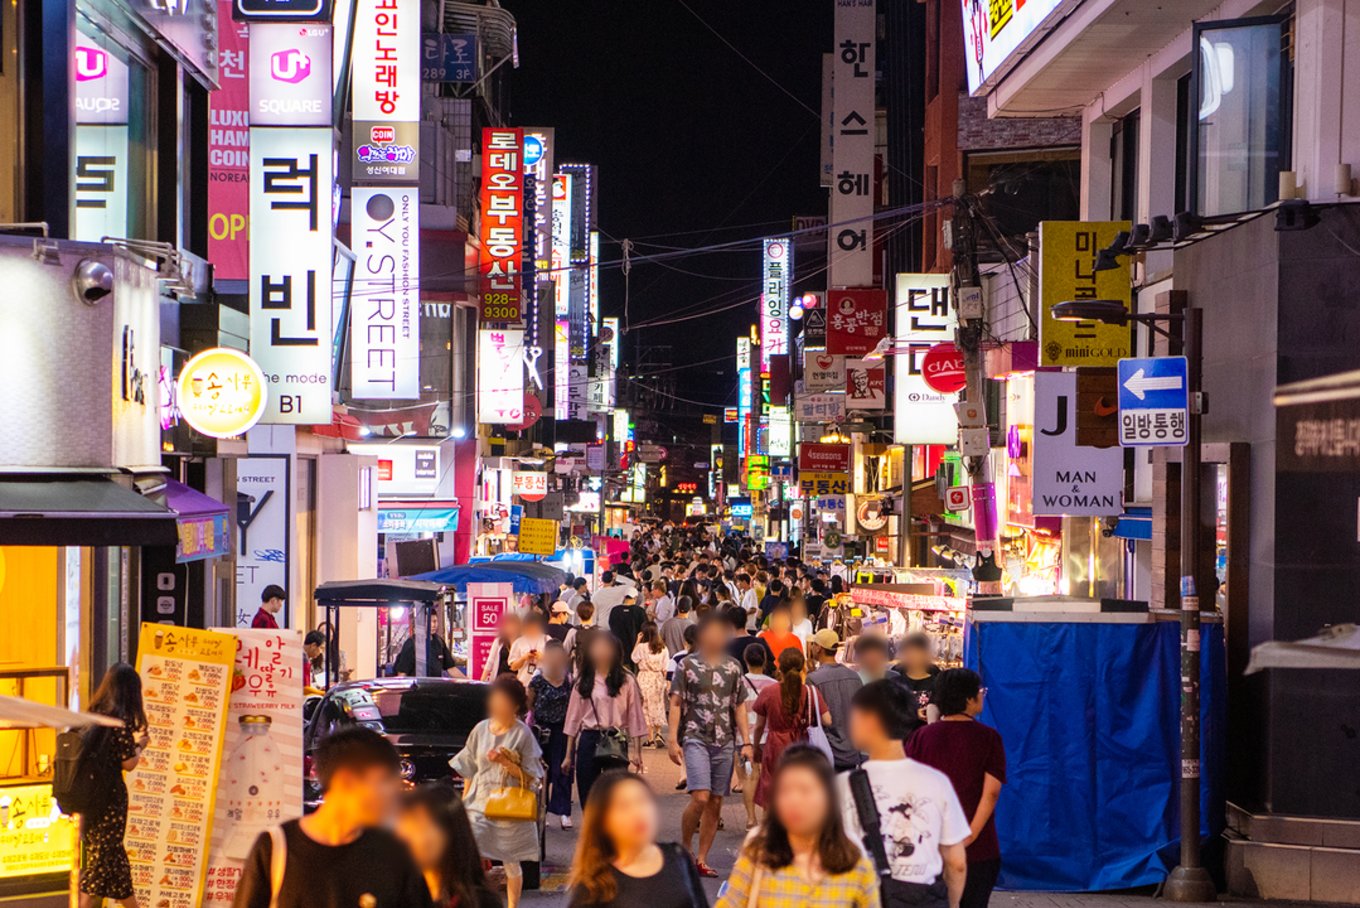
518 517 559 556
177 347 268 439
0 782 76 879
798 471 850 496
1038 220 1132 366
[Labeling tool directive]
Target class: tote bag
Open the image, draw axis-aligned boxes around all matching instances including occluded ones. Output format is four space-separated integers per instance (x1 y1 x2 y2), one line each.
805 687 834 763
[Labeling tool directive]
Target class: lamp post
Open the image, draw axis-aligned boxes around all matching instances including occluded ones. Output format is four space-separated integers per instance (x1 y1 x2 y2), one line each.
1051 299 1215 902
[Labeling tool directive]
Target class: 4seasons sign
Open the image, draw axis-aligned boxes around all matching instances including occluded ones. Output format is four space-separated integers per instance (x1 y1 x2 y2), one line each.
480 128 526 323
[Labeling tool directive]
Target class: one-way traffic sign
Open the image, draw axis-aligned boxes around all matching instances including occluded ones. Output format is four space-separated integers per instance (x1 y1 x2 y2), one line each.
1117 356 1189 447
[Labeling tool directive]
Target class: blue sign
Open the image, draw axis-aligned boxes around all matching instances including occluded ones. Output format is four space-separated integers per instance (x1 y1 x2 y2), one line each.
730 497 753 519
509 505 523 536
421 33 478 83
378 507 460 534
1117 356 1189 447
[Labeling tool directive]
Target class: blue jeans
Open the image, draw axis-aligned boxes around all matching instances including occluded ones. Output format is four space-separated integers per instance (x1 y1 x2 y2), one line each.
537 719 572 816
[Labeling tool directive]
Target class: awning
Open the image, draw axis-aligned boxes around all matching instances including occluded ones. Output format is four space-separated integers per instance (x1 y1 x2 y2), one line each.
315 578 445 606
0 477 177 546
165 479 231 563
1245 623 1360 674
378 502 460 534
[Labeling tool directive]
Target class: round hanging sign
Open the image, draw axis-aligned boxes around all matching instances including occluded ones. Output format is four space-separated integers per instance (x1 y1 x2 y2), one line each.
176 347 268 439
922 343 968 394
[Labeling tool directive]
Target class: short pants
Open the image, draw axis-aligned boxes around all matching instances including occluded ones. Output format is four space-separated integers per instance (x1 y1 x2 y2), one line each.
682 739 735 795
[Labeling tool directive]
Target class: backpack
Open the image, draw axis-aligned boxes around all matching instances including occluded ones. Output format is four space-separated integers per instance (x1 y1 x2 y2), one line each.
53 727 111 815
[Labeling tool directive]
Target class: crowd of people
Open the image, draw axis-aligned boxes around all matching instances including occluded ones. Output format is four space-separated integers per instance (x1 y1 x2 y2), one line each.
73 523 1007 908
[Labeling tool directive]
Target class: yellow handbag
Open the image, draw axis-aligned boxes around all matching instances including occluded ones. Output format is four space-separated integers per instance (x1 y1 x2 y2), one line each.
483 763 538 821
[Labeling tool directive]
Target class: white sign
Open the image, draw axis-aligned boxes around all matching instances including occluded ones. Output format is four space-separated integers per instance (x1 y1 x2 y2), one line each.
795 393 847 423
235 456 290 627
478 327 525 424
249 127 334 424
893 273 959 444
349 443 441 497
351 187 420 399
962 0 1066 95
248 24 332 127
468 582 514 681
805 352 846 391
551 174 572 419
352 0 420 122
1032 371 1123 516
829 0 876 287
761 237 791 371
768 405 792 457
511 470 548 501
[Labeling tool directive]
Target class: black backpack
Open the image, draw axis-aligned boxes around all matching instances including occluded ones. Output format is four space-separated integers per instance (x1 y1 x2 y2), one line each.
53 727 111 815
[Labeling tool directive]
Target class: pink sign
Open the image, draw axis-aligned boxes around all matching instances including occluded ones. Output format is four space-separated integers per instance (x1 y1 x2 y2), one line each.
207 0 250 281
468 582 514 680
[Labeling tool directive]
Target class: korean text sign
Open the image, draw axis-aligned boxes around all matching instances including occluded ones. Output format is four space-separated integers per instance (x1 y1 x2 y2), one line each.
826 288 888 356
478 327 525 424
207 0 250 280
1038 220 1132 367
829 0 876 286
799 443 852 473
479 127 525 323
352 187 421 399
517 516 558 556
352 0 420 183
760 238 791 372
893 273 960 444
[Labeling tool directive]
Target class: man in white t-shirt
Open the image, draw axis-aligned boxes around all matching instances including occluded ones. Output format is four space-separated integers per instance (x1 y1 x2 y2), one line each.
735 572 759 631
589 571 631 631
839 679 969 908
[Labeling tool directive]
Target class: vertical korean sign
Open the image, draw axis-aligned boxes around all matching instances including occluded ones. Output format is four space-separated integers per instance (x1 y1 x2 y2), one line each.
468 582 514 681
893 274 959 443
203 629 305 906
208 0 249 279
551 172 572 418
829 0 876 288
761 238 791 373
127 625 236 908
478 327 525 424
351 0 421 184
1038 220 1132 366
479 128 525 323
249 20 334 424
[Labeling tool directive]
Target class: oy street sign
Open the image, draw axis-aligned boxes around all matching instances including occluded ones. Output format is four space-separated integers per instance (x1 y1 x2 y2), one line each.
1117 356 1189 447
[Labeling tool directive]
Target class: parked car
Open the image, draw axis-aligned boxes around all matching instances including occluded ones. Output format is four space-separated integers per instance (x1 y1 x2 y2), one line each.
302 677 547 887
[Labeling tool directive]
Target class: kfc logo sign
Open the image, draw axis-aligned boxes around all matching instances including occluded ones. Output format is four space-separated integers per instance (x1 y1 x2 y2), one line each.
270 48 311 83
74 46 108 81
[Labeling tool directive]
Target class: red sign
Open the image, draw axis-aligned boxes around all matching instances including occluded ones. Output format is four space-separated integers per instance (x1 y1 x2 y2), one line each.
922 342 967 393
478 127 524 323
207 0 250 281
724 407 739 424
826 288 888 356
798 442 852 473
508 393 542 431
377 459 393 482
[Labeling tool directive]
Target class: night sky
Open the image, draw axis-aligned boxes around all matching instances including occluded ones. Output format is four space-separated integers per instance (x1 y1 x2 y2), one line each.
505 0 831 405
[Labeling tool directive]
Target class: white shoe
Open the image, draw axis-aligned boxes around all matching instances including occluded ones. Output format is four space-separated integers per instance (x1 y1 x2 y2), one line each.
560 815 573 830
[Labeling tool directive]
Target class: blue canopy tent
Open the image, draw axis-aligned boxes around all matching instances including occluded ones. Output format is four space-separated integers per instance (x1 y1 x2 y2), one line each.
411 561 566 594
471 549 596 579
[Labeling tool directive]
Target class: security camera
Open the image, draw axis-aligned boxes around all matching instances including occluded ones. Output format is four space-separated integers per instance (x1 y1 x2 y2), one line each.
72 259 113 305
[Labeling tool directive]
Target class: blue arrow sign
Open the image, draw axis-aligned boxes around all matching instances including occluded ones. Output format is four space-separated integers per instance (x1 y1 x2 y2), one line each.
1117 356 1189 447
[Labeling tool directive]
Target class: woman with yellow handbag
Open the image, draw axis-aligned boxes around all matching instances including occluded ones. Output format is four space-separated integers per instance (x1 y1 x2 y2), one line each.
450 676 543 908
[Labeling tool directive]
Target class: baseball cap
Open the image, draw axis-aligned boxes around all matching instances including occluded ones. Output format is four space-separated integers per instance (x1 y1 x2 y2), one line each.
811 628 840 651
550 600 572 615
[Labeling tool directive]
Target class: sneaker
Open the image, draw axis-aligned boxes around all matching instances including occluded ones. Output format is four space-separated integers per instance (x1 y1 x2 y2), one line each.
675 780 687 791
560 815 573 830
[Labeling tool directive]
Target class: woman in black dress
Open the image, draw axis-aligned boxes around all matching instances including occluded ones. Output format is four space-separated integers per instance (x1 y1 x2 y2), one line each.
80 662 148 908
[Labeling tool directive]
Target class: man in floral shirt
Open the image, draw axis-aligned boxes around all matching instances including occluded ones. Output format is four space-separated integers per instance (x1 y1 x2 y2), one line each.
667 612 753 877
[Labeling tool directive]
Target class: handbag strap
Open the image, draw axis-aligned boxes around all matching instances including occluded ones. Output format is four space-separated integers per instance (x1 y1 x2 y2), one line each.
848 768 893 879
267 825 287 908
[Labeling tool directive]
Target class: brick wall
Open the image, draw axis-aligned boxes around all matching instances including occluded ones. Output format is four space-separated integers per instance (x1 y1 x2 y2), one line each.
957 94 1081 151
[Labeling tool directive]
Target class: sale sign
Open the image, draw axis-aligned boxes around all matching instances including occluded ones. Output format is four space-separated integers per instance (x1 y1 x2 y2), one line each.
468 582 514 680
478 127 525 323
826 288 888 356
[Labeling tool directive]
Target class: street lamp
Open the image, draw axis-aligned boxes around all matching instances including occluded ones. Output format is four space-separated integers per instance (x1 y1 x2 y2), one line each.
1053 298 1215 902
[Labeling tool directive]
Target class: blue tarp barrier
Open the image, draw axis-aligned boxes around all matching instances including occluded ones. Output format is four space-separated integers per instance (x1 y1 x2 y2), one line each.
964 617 1224 892
411 561 566 594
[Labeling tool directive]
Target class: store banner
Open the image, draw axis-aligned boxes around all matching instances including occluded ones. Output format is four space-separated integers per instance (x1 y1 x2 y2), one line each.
0 782 76 881
351 187 421 399
799 472 850 496
794 393 847 423
351 0 420 184
1032 371 1123 516
523 128 556 268
799 442 852 473
235 456 291 627
760 237 791 372
208 0 251 279
468 582 514 680
1038 220 1132 367
248 23 332 127
127 624 236 908
478 127 525 323
517 516 558 556
249 127 334 424
512 470 548 501
893 273 960 444
846 358 886 410
477 327 525 424
826 288 888 357
828 0 876 286
203 629 304 906
804 351 845 391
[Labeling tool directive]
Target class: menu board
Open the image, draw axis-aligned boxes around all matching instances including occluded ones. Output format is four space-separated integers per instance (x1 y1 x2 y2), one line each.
467 582 514 680
127 624 235 908
203 629 305 905
0 782 75 879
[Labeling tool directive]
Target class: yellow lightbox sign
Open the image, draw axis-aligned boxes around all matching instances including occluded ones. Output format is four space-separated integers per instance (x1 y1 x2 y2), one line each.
1038 220 1132 367
177 347 268 439
0 783 76 879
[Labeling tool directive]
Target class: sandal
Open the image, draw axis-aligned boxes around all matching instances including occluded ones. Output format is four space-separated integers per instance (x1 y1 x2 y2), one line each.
695 860 720 878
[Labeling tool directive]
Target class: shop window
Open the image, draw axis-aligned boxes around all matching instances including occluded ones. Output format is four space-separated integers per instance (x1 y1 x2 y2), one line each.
964 148 1080 256
1110 109 1140 221
1191 15 1292 217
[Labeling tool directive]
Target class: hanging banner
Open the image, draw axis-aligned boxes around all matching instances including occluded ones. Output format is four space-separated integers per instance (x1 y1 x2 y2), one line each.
351 187 421 399
478 327 525 424
478 127 525 323
826 288 888 357
828 0 876 287
893 273 959 444
202 629 305 906
1032 371 1123 516
1038 220 1133 366
760 237 791 372
207 0 251 280
468 582 514 680
351 0 420 184
127 624 236 908
846 358 887 410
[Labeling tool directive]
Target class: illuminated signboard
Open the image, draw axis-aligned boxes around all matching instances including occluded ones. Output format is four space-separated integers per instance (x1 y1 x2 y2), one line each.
176 347 268 438
893 273 959 444
478 327 524 424
72 43 130 242
351 187 421 399
760 237 791 372
962 0 1066 95
736 337 752 458
829 0 875 286
478 127 525 323
207 2 250 280
249 23 332 127
0 783 75 880
352 0 420 183
551 173 572 419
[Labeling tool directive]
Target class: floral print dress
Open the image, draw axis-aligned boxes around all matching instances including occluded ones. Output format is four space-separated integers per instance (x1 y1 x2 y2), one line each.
631 642 672 729
79 725 140 899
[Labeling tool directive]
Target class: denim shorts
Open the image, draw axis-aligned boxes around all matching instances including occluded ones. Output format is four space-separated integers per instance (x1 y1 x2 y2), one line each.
682 740 735 795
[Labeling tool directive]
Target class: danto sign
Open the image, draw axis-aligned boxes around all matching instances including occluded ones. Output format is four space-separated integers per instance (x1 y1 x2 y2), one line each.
479 128 525 323
511 470 548 502
352 0 420 183
208 0 250 280
351 187 420 399
177 348 268 438
962 0 1065 95
249 24 332 126
893 274 959 444
1038 221 1132 366
799 442 852 474
478 328 524 424
760 238 791 371
829 0 876 286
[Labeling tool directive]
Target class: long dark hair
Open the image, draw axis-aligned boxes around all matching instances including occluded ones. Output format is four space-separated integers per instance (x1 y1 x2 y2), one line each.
89 662 146 729
577 633 628 698
640 621 665 655
569 771 654 905
746 746 861 875
776 647 807 719
400 784 496 908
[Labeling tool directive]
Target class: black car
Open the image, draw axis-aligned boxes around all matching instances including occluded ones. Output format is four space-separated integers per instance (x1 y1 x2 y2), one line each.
302 677 547 887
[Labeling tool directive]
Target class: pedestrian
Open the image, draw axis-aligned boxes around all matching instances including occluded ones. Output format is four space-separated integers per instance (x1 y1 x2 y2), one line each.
752 648 832 810
725 604 771 665
666 613 754 878
528 640 576 830
630 621 671 747
566 772 709 908
734 572 758 631
660 595 695 655
668 622 700 680
853 635 893 684
449 676 543 908
652 580 677 624
78 663 149 908
251 583 285 629
481 612 522 681
788 595 814 647
906 669 1006 908
591 571 631 631
395 784 502 908
234 726 431 908
395 611 460 678
547 600 575 644
564 633 647 803
565 577 590 613
566 601 598 667
839 680 969 908
509 611 551 685
609 592 650 671
303 630 328 689
758 578 785 626
717 746 880 908
805 629 864 772
890 633 941 723
758 606 804 661
737 642 777 829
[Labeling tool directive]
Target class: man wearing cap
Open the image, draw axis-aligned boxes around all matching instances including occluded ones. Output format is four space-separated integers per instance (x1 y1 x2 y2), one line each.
807 628 865 771
252 584 286 629
546 600 574 645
